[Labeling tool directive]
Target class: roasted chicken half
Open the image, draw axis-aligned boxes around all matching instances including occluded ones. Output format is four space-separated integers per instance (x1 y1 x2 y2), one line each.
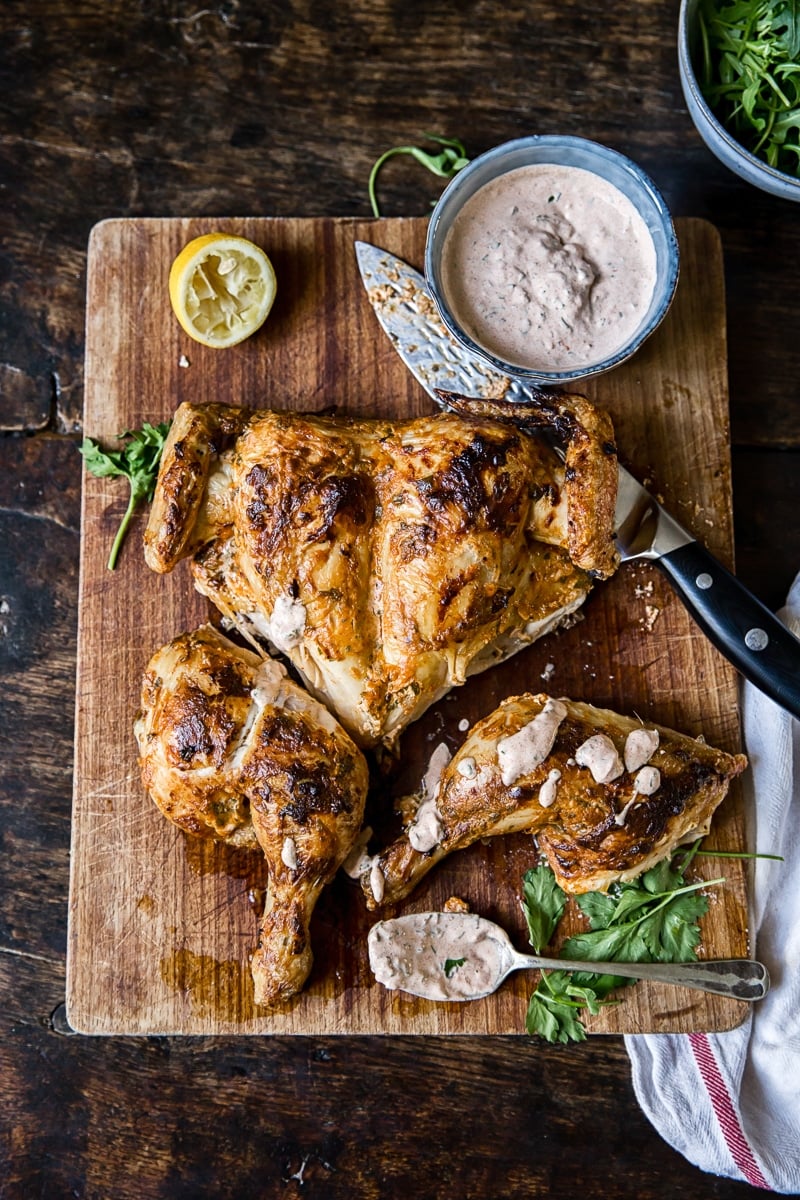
360 693 747 908
134 624 369 1007
144 393 619 748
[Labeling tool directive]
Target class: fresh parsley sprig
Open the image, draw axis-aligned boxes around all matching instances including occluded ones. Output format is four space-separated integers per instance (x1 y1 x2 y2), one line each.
522 864 622 1043
698 0 800 176
566 865 723 966
79 421 171 570
521 853 725 1044
525 969 609 1045
368 134 470 217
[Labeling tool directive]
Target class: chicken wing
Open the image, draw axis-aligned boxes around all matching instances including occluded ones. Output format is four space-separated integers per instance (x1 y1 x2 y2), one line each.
360 693 747 908
134 624 369 1006
144 395 619 748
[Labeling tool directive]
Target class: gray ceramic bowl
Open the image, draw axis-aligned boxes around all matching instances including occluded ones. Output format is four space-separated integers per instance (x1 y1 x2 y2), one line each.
424 135 679 386
678 0 800 201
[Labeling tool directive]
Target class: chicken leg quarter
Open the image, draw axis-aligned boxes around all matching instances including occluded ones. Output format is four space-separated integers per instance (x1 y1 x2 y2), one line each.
134 624 369 1006
360 693 747 908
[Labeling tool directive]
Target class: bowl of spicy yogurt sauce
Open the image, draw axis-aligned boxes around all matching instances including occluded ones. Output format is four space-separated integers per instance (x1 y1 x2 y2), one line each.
425 135 679 384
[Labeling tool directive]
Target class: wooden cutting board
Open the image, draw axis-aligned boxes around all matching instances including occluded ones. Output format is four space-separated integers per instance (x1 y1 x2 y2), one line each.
67 215 749 1036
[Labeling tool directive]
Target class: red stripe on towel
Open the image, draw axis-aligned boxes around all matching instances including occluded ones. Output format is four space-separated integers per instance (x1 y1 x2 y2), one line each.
689 1032 771 1190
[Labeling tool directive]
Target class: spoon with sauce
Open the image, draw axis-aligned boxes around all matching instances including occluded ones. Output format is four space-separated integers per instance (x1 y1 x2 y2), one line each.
368 912 769 1003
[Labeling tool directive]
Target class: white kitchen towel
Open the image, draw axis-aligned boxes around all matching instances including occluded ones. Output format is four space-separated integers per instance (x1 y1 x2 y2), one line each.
625 571 800 1193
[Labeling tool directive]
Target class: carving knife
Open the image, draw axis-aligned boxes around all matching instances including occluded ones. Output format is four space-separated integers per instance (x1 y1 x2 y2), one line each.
355 239 800 720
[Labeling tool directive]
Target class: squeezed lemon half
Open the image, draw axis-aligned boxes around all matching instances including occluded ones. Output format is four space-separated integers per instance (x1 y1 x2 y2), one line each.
168 232 277 348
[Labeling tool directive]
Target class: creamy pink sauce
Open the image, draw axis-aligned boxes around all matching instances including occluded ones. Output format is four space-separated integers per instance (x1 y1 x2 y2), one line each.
441 163 657 371
538 767 562 808
368 912 507 1001
575 733 624 784
409 742 451 852
369 861 385 903
408 799 443 853
633 764 661 796
615 763 662 826
496 698 567 786
624 727 660 773
457 755 477 779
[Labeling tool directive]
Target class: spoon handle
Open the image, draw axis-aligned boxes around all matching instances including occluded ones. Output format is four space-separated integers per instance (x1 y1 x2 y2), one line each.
516 954 769 1001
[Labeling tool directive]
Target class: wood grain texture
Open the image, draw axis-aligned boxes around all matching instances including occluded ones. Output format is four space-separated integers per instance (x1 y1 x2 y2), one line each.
5 1 797 1194
67 214 749 1037
3 0 800 452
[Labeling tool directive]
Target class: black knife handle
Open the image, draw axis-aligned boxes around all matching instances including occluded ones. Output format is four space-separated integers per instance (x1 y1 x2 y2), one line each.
655 541 800 720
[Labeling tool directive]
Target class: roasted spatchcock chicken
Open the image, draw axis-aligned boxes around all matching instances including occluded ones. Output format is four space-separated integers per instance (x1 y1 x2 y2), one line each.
143 392 620 749
134 624 369 1007
360 693 747 909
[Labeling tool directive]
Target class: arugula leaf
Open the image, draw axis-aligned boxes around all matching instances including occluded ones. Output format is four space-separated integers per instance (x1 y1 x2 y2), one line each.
521 863 567 952
698 0 800 176
79 421 171 570
368 134 470 217
444 957 466 978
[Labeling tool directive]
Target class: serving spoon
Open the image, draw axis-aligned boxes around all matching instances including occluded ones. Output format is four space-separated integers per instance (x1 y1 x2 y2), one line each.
368 912 770 1003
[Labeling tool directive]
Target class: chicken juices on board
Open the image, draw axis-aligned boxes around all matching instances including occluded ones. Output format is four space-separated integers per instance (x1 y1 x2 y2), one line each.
144 396 619 749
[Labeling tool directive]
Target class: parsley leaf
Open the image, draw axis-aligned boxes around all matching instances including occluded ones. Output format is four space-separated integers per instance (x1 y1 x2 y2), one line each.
521 863 567 952
561 920 652 965
444 957 466 978
565 873 718 965
519 852 724 1045
521 864 619 1043
525 970 607 1043
79 421 171 570
570 888 617 930
368 134 470 217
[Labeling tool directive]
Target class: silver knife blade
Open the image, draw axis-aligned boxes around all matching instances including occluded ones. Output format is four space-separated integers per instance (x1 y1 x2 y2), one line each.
354 241 534 406
354 239 691 563
355 240 800 720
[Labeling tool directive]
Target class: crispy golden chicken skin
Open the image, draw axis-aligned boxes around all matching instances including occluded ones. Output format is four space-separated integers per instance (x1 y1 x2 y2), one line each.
440 389 619 580
134 624 369 1007
144 396 619 748
361 693 747 908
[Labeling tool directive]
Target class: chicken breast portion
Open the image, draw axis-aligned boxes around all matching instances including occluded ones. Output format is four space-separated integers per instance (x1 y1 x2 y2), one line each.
144 395 619 748
360 693 747 909
134 624 369 1007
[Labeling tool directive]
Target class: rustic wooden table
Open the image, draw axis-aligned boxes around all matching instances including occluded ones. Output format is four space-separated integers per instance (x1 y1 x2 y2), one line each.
2 1 797 1196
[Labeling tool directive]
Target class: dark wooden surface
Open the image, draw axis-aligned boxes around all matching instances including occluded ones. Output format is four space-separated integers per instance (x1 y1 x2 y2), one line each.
2 1 796 1195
